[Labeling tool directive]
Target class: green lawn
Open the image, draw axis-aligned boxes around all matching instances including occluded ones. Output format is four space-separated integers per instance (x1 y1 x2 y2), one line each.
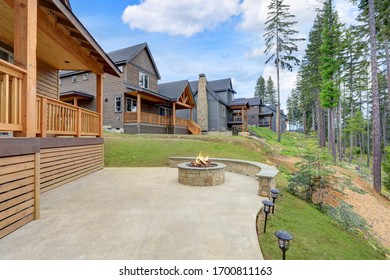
104 132 388 259
258 175 386 260
104 134 266 167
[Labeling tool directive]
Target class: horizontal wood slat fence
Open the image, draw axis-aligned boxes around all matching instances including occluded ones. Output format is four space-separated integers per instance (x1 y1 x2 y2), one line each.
0 143 103 239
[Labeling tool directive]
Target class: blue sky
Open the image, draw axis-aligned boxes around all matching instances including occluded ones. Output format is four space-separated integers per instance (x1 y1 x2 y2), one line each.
70 0 357 112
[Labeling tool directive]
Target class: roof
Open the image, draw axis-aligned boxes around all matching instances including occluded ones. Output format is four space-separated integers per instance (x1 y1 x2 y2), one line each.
234 97 261 106
125 83 170 102
158 80 191 100
227 99 249 108
208 78 234 93
107 43 161 79
263 104 287 117
47 0 120 77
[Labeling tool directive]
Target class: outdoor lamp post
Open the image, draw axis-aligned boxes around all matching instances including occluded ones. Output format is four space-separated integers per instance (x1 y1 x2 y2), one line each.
261 199 274 234
270 188 280 214
275 230 293 260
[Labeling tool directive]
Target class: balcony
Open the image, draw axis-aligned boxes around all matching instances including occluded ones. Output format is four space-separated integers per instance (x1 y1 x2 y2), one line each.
36 95 100 137
0 60 24 132
124 111 201 134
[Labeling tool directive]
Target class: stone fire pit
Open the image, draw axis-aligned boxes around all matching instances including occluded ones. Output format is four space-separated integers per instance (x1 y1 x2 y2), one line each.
177 162 226 186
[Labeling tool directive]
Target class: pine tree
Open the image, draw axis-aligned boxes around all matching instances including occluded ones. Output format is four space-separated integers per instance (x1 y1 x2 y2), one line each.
264 0 305 142
319 0 343 163
265 76 277 104
254 76 266 100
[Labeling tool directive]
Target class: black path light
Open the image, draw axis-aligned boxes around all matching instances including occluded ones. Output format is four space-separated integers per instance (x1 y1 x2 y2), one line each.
261 199 274 233
275 230 293 260
270 188 280 214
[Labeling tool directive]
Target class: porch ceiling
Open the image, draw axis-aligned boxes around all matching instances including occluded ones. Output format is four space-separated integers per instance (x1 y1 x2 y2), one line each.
126 90 169 103
0 0 119 76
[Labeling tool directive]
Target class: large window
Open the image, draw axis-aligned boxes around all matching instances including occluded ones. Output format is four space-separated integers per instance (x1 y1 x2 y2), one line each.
139 72 149 89
126 97 137 112
159 107 171 117
115 96 122 112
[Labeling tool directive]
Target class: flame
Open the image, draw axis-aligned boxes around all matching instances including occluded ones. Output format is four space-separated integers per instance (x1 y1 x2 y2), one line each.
193 152 210 167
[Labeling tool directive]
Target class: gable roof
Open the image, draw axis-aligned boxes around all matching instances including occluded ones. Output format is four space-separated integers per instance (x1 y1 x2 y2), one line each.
208 78 234 93
107 43 161 79
234 97 261 106
158 80 191 100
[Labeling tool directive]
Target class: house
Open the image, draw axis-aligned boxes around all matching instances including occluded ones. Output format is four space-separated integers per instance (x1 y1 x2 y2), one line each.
0 0 120 238
234 97 288 132
60 43 200 134
177 74 248 133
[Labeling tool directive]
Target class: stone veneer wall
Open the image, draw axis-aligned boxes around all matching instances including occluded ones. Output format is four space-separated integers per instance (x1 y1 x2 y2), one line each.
169 157 278 197
178 164 225 186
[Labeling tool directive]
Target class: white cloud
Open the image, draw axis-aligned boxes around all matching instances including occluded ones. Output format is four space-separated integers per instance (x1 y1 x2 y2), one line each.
121 0 241 37
244 46 266 59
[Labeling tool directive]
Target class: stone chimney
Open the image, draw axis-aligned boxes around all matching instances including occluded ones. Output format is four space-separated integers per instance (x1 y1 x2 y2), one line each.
197 73 208 131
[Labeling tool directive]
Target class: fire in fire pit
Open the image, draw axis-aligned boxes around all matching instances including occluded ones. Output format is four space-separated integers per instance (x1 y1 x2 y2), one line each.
189 153 216 168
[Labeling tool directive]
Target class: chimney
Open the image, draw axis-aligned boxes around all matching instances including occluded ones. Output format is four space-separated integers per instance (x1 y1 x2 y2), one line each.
197 73 208 131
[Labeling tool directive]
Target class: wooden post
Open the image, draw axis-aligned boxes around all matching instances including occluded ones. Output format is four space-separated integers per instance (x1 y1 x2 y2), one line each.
137 92 141 124
77 108 82 137
13 0 37 137
73 97 78 107
41 97 47 137
34 152 40 220
173 103 176 127
241 107 244 132
96 74 103 137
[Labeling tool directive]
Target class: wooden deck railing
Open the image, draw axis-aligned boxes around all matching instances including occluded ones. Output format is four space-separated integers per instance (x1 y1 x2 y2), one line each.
36 94 100 137
187 120 201 134
124 112 171 126
124 112 201 134
0 59 24 132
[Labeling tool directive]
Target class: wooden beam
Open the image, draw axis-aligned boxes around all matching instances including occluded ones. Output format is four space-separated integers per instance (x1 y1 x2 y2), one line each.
175 101 192 109
96 74 103 137
13 0 37 137
38 0 60 12
56 16 76 29
173 103 176 127
137 92 141 124
37 7 104 74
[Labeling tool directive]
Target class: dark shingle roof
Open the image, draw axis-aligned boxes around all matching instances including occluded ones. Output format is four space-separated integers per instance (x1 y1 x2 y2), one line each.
158 80 190 100
207 78 233 92
107 43 146 64
234 97 261 106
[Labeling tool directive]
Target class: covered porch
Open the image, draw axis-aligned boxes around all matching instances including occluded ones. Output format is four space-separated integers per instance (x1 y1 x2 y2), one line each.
123 81 200 134
0 0 119 239
227 102 249 133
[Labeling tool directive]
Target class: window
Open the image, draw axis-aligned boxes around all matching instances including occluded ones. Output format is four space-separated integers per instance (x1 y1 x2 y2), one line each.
221 105 226 117
115 96 122 112
72 75 77 83
126 97 137 112
159 107 172 117
139 72 149 89
118 65 124 72
83 73 89 81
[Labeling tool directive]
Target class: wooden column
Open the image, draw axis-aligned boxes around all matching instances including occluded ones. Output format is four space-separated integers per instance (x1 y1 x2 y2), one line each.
13 0 37 137
137 92 141 124
73 97 78 107
173 103 176 127
241 107 244 132
96 74 103 137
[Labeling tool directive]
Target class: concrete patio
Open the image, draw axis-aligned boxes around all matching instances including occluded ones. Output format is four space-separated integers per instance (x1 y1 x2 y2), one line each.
0 167 264 260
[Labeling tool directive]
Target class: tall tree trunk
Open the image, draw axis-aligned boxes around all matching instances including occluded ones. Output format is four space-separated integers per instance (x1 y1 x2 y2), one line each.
328 109 331 151
303 110 307 134
368 0 381 193
385 39 390 146
330 108 336 163
276 26 281 143
338 100 343 161
367 88 371 167
319 104 326 148
360 133 363 161
312 102 316 132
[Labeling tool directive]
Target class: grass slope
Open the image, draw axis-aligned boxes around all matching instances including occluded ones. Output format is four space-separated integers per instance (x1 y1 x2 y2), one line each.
104 131 387 260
